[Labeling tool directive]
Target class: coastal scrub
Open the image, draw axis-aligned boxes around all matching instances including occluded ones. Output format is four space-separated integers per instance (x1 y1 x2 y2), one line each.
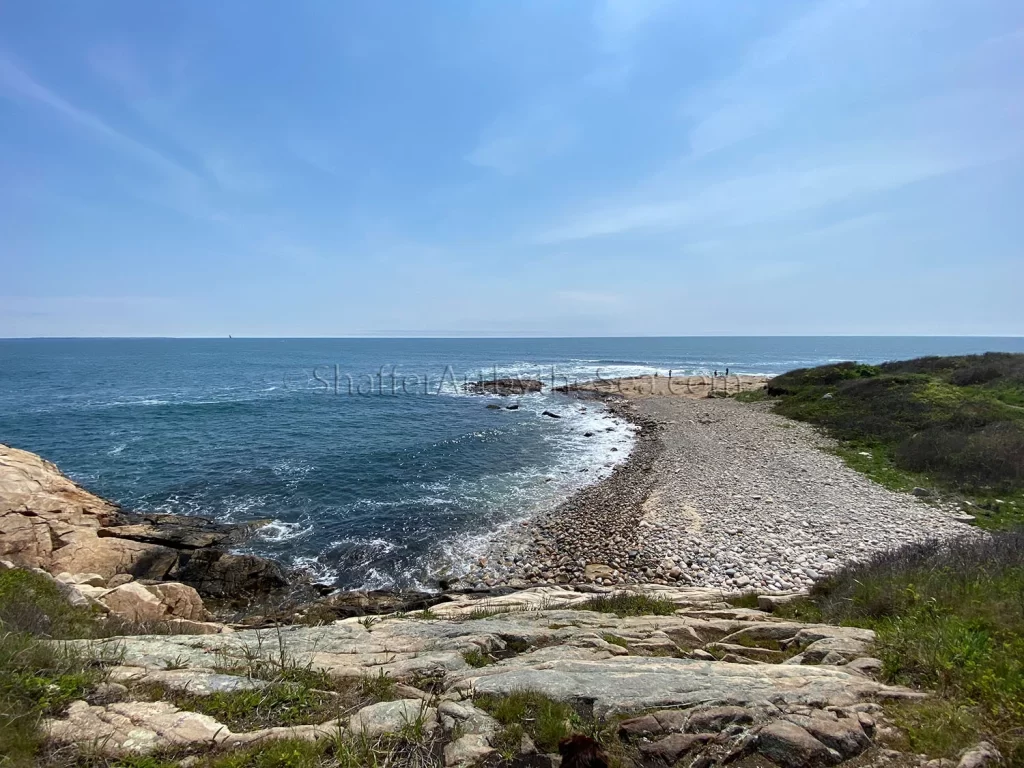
773 530 1024 762
764 353 1024 527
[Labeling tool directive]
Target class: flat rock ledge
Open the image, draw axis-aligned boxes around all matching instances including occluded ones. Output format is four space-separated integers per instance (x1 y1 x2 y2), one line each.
45 584 933 767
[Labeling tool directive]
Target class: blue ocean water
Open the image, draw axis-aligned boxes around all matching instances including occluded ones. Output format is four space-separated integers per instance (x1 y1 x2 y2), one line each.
2 336 1022 590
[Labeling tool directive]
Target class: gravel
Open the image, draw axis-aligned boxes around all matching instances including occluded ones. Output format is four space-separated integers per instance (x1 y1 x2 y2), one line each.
463 394 975 591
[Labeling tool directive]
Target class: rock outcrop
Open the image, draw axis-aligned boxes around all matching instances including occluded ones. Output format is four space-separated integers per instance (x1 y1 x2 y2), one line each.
44 583 928 766
0 443 287 599
464 378 544 396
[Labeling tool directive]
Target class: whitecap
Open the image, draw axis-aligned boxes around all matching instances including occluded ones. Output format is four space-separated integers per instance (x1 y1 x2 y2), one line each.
259 520 314 542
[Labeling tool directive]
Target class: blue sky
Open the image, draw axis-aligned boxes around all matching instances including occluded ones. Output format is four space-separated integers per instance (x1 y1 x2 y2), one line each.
1 1 1022 337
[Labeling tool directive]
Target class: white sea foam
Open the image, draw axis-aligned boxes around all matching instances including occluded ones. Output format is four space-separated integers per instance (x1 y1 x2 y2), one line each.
292 556 339 585
259 520 314 542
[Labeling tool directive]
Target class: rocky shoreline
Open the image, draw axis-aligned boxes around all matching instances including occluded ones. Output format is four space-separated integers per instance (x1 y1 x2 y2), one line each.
459 380 975 593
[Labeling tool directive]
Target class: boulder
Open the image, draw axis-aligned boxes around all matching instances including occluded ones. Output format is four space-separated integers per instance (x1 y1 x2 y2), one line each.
348 700 437 738
99 582 210 624
147 582 211 622
845 657 884 677
100 583 171 623
757 593 808 612
438 701 499 739
618 714 662 738
584 563 615 582
785 714 870 758
756 722 838 767
56 572 107 588
444 734 494 767
958 741 1002 768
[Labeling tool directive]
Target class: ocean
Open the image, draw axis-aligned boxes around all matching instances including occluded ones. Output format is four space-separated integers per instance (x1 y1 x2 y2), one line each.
2 336 1021 590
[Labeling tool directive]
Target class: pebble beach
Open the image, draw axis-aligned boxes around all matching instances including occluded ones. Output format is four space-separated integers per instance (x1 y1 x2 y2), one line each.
466 378 974 591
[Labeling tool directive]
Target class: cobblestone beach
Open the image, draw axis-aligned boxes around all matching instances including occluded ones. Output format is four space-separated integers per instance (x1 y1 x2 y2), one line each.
466 382 973 591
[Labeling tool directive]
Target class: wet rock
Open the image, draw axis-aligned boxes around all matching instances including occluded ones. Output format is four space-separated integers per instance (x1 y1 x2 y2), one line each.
465 379 543 396
171 550 288 599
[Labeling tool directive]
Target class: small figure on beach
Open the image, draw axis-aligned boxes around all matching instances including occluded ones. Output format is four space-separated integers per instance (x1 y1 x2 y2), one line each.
714 370 718 377
725 367 729 377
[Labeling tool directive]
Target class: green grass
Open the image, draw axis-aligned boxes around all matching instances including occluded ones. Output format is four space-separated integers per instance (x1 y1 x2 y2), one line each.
733 388 769 403
0 569 102 640
134 682 347 732
86 727 444 768
763 353 1024 528
0 569 123 767
726 592 760 609
600 633 629 649
575 593 676 617
475 690 573 753
773 531 1024 763
461 648 493 668
0 630 105 768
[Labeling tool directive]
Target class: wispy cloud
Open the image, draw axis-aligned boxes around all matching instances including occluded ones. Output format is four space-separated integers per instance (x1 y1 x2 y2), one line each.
466 106 576 175
0 53 197 183
537 139 995 244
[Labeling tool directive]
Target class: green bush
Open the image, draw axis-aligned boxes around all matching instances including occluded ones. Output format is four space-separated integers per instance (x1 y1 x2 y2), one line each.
762 353 1024 526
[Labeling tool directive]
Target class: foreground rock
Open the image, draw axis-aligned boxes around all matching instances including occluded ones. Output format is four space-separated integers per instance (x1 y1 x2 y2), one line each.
0 443 287 599
45 584 927 766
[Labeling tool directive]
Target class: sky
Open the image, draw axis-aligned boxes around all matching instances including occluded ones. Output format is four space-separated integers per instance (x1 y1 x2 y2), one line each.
1 1 1023 338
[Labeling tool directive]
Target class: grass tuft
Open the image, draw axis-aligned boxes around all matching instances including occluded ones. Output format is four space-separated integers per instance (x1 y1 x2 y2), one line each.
576 593 676 617
475 690 573 752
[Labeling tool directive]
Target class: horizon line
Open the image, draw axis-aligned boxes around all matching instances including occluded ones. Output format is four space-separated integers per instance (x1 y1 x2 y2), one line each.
2 334 1023 341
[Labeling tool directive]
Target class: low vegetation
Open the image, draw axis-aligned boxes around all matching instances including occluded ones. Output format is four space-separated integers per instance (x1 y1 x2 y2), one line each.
475 690 575 753
773 530 1024 763
58 728 443 768
575 593 676 617
763 353 1024 528
0 570 114 768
